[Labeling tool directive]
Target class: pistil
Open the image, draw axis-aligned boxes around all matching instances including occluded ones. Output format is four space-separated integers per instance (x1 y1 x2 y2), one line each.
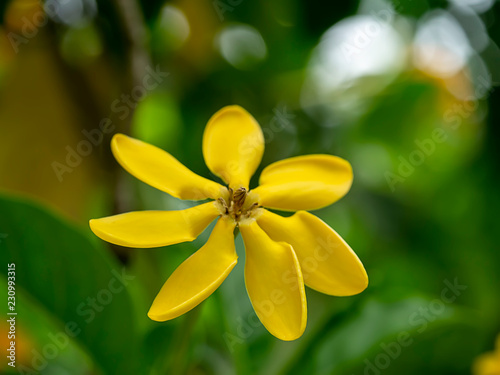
215 187 261 224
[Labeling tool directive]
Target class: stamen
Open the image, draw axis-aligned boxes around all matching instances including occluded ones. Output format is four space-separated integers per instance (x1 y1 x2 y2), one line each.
217 187 259 222
217 197 229 215
233 187 247 210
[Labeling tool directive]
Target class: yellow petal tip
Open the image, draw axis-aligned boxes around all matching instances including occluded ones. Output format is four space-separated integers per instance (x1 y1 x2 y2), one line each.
88 219 99 235
110 133 126 146
203 105 263 188
147 309 165 322
273 318 307 341
218 104 248 113
147 304 180 322
341 272 369 296
278 331 304 341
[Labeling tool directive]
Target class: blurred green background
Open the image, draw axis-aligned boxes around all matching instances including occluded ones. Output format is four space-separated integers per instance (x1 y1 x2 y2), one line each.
1 0 500 374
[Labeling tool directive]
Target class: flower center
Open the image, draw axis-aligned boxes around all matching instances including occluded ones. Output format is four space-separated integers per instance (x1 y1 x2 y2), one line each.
216 187 261 224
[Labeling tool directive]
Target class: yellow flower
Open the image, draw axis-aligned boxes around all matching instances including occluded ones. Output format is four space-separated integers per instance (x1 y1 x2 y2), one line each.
474 335 500 375
90 105 368 340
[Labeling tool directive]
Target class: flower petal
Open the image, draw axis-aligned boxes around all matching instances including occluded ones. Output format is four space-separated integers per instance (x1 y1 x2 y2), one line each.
203 105 264 189
112 134 224 200
240 221 307 341
257 210 367 296
253 155 353 211
473 353 500 375
148 217 237 321
89 202 219 248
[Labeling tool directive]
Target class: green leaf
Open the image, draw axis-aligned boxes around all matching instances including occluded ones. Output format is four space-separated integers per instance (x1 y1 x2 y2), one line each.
311 296 475 374
0 194 140 374
1 274 95 374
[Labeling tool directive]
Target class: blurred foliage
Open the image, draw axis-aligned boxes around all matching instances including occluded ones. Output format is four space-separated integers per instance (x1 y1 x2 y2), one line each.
0 0 499 374
0 195 140 374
